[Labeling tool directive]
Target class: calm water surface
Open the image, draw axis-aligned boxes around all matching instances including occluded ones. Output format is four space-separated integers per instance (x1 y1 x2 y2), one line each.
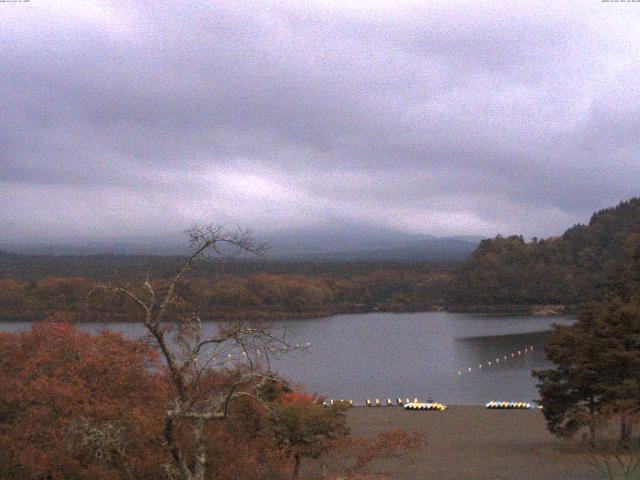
0 312 573 405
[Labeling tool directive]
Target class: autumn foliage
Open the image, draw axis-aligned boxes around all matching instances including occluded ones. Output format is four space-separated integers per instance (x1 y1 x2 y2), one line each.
0 321 168 479
0 268 450 323
0 321 424 480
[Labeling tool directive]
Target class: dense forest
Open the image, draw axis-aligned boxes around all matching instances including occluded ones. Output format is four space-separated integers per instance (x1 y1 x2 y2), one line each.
0 266 452 322
447 198 640 308
1 197 639 320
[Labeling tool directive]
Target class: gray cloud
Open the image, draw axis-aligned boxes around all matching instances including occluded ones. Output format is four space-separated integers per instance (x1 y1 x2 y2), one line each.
2 0 640 244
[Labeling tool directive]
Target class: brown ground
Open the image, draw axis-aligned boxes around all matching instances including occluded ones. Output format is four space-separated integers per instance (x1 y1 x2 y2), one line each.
343 406 598 480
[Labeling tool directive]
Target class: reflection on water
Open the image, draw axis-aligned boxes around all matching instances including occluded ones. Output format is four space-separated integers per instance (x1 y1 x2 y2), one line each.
0 312 573 405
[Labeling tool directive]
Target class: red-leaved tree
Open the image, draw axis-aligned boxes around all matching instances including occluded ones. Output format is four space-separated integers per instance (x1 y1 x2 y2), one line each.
0 320 169 479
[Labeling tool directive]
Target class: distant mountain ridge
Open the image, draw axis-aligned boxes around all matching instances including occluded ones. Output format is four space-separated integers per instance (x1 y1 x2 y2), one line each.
1 224 482 263
276 237 479 263
261 226 480 262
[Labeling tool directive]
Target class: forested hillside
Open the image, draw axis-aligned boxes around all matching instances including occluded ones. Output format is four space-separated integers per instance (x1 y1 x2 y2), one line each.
2 198 639 318
447 198 640 307
0 267 452 321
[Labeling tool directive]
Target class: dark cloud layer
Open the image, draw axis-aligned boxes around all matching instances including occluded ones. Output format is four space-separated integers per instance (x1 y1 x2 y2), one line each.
2 0 639 244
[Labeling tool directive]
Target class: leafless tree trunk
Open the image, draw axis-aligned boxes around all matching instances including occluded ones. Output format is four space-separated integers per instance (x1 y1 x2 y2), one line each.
589 399 598 445
585 441 640 480
91 225 294 480
292 453 301 480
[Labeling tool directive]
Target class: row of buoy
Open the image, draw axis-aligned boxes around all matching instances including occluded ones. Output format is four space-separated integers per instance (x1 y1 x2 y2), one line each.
323 399 353 407
322 398 436 407
365 397 430 407
457 345 535 376
485 401 532 409
404 402 448 411
320 399 538 409
366 398 405 407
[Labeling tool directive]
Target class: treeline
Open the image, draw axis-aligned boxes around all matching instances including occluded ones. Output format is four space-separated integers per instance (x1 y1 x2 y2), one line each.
0 268 452 322
0 250 447 281
447 198 640 308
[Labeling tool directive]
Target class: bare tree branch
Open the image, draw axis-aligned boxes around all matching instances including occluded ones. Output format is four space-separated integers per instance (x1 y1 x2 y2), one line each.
88 225 288 480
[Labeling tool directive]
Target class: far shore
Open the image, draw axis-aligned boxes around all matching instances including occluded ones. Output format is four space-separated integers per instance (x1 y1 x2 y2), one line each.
0 304 578 324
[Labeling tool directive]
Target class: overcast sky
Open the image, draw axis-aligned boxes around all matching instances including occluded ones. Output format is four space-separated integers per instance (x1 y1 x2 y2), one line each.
2 0 640 244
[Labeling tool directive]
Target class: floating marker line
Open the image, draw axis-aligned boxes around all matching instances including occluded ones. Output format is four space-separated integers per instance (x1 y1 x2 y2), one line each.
457 345 535 376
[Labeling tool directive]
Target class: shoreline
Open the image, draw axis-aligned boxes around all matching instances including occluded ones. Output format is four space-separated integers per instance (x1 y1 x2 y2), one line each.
0 304 578 324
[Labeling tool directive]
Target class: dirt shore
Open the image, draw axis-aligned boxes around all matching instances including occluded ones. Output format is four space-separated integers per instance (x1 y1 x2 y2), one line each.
345 406 597 480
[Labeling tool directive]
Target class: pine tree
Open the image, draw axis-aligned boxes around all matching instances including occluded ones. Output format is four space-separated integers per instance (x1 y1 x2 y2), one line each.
534 235 640 443
533 309 605 441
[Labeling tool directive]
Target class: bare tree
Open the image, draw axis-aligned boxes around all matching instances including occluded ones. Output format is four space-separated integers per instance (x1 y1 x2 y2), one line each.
583 409 640 480
584 440 640 480
90 225 293 480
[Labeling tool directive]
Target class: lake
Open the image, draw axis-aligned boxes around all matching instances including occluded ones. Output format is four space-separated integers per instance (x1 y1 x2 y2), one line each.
0 312 573 405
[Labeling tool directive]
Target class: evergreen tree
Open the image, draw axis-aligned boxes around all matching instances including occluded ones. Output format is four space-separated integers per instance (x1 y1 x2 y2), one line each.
533 308 605 441
534 235 640 442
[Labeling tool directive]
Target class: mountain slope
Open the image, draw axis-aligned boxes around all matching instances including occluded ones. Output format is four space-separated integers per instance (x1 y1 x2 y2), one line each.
447 198 640 306
1 224 480 263
281 237 478 263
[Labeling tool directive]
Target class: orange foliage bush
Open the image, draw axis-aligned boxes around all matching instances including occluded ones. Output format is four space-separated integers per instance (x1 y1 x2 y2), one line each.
0 322 168 479
0 279 27 310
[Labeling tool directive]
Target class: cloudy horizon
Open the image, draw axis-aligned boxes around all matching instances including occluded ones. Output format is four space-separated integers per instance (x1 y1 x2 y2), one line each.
2 0 640 246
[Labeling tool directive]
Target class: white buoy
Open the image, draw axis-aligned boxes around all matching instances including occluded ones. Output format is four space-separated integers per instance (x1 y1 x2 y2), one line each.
488 361 492 366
